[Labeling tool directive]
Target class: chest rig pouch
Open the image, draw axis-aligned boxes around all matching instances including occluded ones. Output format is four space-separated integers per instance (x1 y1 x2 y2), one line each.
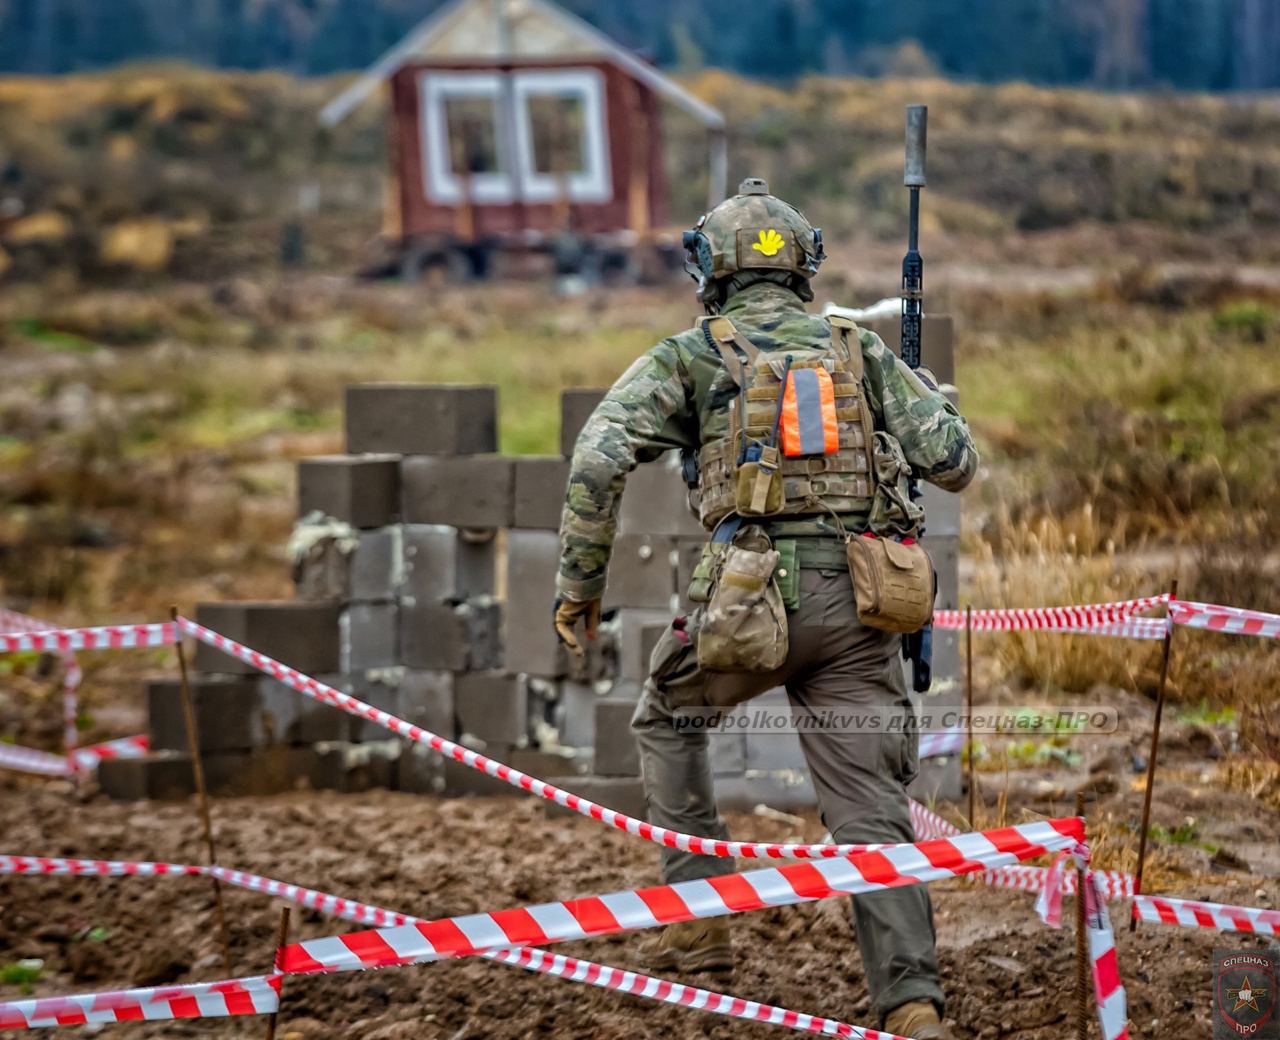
695 314 874 527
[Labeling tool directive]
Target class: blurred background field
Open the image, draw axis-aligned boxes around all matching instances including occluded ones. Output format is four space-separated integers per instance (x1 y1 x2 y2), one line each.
1 63 1279 758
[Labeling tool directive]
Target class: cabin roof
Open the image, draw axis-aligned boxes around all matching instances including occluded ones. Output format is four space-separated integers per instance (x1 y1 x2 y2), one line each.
319 0 725 130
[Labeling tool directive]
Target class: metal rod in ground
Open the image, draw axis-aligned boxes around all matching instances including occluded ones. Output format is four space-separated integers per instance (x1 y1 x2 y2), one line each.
966 604 976 828
1129 577 1178 932
264 906 292 1040
170 606 233 977
1075 790 1089 1039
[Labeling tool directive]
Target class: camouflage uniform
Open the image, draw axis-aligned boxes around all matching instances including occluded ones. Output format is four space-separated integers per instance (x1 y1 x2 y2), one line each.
556 191 977 1025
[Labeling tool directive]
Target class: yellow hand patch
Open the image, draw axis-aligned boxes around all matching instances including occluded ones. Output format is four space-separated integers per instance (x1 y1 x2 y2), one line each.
752 229 786 257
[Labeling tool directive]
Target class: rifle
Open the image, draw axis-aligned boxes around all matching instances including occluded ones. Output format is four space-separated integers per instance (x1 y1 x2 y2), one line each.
900 103 933 694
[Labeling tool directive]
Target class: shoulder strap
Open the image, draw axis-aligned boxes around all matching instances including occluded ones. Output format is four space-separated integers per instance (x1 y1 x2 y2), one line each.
698 315 761 387
825 315 865 381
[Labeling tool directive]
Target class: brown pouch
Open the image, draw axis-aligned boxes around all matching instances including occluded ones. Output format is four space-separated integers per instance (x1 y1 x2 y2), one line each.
697 531 788 674
846 533 935 634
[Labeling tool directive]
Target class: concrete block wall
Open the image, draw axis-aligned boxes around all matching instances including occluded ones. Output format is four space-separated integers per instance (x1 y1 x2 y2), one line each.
118 325 962 810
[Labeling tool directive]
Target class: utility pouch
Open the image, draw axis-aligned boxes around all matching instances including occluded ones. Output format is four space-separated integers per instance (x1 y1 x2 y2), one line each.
846 533 934 634
734 441 784 516
697 530 788 674
686 541 726 604
773 538 800 611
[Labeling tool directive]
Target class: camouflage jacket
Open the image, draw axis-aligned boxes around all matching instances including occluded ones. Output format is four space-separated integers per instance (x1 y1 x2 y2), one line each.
557 281 979 601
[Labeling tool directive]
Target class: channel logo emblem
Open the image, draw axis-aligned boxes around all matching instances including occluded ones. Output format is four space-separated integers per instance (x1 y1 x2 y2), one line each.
1216 949 1279 1038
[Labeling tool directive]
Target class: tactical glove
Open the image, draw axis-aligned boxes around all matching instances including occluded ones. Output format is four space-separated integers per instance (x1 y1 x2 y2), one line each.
553 597 601 657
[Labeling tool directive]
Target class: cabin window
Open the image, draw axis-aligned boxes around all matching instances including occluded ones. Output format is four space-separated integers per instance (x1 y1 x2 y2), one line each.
514 69 611 204
525 93 587 176
444 95 501 176
421 72 515 204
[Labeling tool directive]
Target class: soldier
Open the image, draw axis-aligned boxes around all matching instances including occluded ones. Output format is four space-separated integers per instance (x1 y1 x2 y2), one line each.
553 178 978 1040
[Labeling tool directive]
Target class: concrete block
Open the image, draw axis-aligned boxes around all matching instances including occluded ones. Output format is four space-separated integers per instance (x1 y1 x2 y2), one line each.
340 603 399 673
346 384 497 456
617 452 704 538
614 609 674 681
918 483 961 539
312 741 399 793
98 752 196 801
859 316 955 386
292 526 354 602
592 698 640 776
256 673 351 743
298 455 400 529
713 772 817 812
344 671 401 742
510 748 587 779
709 733 747 776
400 670 455 739
401 455 514 529
922 534 960 611
556 681 599 748
504 529 565 677
441 756 513 797
148 677 292 753
398 743 444 794
401 599 502 672
742 689 807 772
604 534 677 611
909 756 962 806
513 456 571 530
402 525 495 603
544 775 647 821
100 748 329 801
456 671 528 747
350 528 401 602
560 388 607 459
193 601 340 676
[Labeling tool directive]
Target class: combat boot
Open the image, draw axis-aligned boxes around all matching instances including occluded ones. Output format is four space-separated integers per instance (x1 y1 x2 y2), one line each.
883 1000 955 1040
639 918 733 974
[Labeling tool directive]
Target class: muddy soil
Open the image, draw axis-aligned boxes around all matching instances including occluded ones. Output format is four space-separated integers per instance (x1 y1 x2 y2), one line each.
2 735 1277 1040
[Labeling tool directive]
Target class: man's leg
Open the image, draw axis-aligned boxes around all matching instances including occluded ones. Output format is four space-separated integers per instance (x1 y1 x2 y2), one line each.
784 569 944 1022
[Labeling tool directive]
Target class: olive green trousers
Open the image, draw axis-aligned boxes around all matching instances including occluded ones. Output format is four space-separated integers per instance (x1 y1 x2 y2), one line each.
630 567 944 1021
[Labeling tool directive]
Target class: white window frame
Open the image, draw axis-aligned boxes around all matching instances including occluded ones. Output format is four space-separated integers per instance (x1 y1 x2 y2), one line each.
420 67 612 207
512 68 612 204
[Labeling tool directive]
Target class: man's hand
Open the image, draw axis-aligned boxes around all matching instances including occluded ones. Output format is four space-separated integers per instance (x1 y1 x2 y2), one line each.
554 597 601 657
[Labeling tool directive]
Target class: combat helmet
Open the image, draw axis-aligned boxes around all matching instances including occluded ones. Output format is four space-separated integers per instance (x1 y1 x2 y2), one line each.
682 177 825 308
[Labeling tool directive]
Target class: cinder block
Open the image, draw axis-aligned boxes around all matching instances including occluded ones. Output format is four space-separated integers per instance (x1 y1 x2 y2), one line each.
346 384 497 456
401 599 502 671
398 743 444 794
560 388 606 459
504 529 566 677
922 534 959 611
312 741 399 793
709 733 747 776
293 524 354 602
918 483 961 539
340 603 399 673
742 689 807 773
713 772 816 812
401 455 514 529
604 534 677 611
510 748 587 779
456 671 528 747
256 673 351 743
859 316 955 386
593 698 640 776
99 748 330 801
544 775 647 820
441 756 512 797
617 452 704 538
298 455 400 529
402 525 495 604
350 528 401 602
344 671 401 742
148 677 293 753
556 681 599 748
909 756 962 806
193 601 340 676
614 608 674 681
513 456 571 529
400 670 455 739
98 752 196 801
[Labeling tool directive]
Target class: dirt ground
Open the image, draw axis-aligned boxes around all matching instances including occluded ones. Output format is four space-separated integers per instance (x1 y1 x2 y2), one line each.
2 720 1277 1040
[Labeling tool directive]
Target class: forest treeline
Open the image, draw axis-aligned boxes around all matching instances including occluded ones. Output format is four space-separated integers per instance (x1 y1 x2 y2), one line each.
0 0 1277 91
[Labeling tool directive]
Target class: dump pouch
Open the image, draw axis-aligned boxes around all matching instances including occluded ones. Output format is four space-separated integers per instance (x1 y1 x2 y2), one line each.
867 431 926 537
846 533 934 634
697 529 788 673
734 442 784 515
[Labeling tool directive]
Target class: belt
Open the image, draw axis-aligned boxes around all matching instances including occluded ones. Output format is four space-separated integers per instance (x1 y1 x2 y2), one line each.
777 536 849 570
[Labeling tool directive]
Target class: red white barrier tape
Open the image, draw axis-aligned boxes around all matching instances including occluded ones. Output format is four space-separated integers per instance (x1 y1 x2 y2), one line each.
0 743 72 776
1133 895 1280 935
1085 870 1129 1040
1169 599 1280 639
933 595 1167 633
4 855 913 1039
0 622 176 654
177 616 891 862
0 975 280 1029
278 817 1083 975
0 607 82 753
67 735 149 774
917 727 964 759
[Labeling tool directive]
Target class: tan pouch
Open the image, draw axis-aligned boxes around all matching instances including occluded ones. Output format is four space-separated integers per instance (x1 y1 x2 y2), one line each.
846 533 934 634
697 532 788 673
734 444 784 516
